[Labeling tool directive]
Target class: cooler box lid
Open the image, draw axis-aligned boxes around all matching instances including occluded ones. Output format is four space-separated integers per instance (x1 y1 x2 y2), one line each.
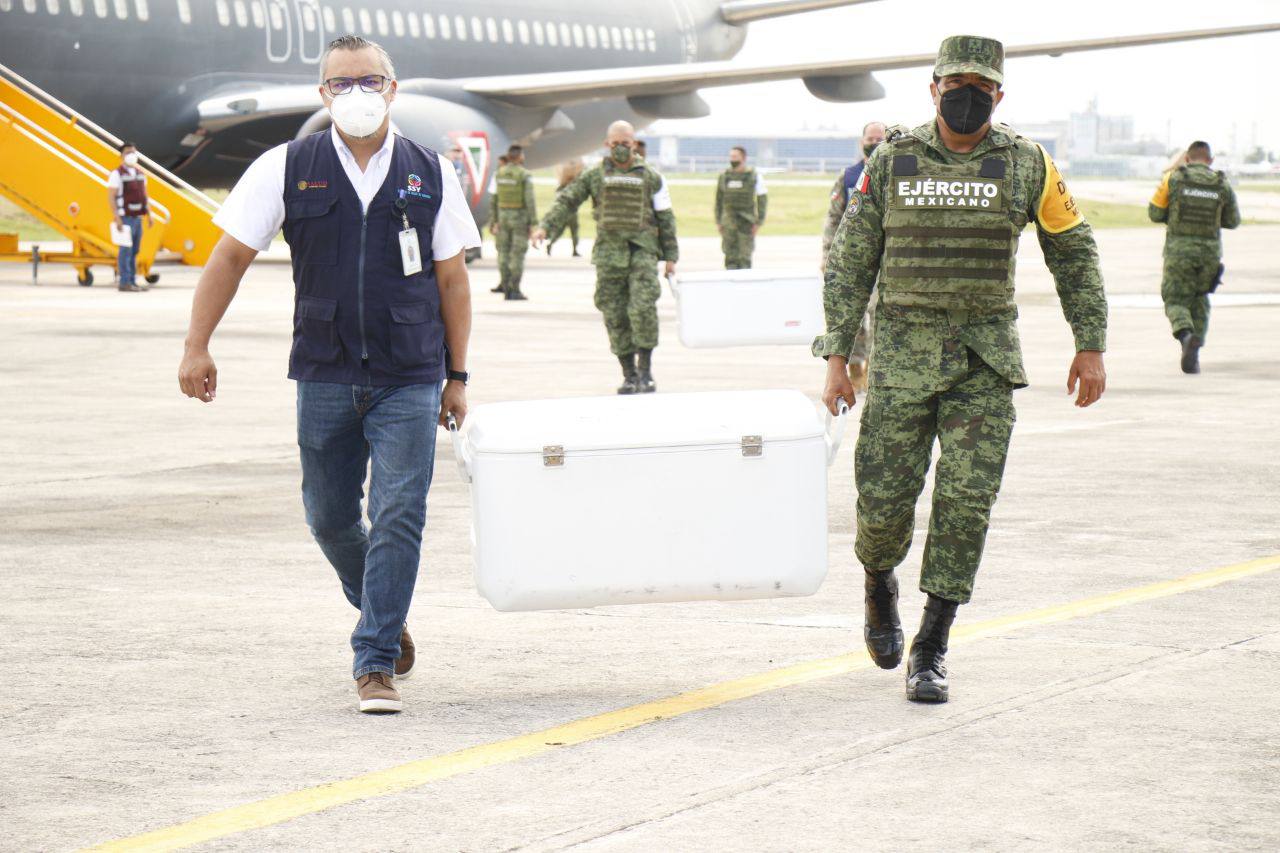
466 389 823 455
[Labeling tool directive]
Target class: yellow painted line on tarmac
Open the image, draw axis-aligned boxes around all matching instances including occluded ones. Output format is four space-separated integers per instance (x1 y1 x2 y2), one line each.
86 554 1280 852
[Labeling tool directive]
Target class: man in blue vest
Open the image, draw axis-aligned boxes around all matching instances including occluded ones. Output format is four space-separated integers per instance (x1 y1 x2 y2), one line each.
178 36 480 714
822 121 886 392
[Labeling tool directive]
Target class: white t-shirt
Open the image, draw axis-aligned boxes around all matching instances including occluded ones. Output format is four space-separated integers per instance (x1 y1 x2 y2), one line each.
213 126 481 260
652 176 673 212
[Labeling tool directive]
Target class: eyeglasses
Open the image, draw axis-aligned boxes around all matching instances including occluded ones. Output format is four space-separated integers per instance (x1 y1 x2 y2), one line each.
323 75 390 96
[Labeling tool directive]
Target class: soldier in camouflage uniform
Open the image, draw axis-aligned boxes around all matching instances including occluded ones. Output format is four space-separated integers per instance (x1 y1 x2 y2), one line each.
823 121 887 392
1148 140 1240 373
487 145 536 301
533 121 679 394
486 154 509 294
817 36 1108 703
715 146 768 269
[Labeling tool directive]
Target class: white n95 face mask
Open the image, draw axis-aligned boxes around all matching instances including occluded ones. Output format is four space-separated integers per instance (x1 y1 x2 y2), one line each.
329 89 389 139
123 152 140 166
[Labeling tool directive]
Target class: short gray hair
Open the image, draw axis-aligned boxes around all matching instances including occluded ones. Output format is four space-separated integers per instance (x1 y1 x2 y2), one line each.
319 35 396 84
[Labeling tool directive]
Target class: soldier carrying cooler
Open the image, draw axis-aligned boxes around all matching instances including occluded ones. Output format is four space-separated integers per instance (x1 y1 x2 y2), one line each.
532 121 679 395
1148 140 1240 374
818 35 1109 704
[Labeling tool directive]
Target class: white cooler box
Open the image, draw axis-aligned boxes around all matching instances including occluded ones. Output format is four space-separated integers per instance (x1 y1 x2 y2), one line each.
449 390 848 612
668 270 824 348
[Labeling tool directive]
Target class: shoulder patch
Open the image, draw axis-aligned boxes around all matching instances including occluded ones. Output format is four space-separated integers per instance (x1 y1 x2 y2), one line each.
1035 144 1084 234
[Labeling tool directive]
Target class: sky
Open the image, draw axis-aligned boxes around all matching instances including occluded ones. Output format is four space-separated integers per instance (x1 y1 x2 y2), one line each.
651 0 1279 155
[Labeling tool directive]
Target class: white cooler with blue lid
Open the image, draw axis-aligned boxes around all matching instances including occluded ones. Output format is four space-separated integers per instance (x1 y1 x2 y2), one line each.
449 389 847 612
667 270 824 348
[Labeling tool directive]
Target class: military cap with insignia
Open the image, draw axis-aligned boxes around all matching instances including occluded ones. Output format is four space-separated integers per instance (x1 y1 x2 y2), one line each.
934 35 1004 85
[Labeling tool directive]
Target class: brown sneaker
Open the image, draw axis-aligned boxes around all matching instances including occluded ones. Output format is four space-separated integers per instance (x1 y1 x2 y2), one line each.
394 626 415 681
356 672 402 714
848 359 869 394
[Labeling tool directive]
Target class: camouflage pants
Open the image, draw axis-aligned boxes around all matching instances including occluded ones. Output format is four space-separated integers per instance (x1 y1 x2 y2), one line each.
594 247 661 355
496 215 530 293
854 350 1015 604
1161 247 1218 342
547 211 580 250
720 221 755 269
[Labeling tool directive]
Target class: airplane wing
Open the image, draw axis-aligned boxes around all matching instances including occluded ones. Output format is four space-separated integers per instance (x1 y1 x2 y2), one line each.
460 23 1280 107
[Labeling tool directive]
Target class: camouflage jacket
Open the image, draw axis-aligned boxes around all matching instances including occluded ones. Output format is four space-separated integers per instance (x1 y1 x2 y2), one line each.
714 168 768 227
814 120 1108 390
541 158 679 262
1148 163 1240 252
487 164 536 228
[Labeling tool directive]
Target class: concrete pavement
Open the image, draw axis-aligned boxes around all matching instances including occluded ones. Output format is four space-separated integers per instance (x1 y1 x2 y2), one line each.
1 227 1277 852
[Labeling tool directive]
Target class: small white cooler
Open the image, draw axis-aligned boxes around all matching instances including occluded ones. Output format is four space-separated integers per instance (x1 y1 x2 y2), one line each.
668 270 824 348
449 390 847 612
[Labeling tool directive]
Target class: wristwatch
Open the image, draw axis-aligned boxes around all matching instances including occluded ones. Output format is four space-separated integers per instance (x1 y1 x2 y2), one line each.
447 369 469 385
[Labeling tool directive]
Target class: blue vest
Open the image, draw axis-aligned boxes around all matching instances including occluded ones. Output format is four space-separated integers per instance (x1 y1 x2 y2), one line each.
282 131 445 386
839 162 866 210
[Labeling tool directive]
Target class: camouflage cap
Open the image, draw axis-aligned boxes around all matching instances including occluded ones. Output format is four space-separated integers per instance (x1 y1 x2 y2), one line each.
934 35 1004 85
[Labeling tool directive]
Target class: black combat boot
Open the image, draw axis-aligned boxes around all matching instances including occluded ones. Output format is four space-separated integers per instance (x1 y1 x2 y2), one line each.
617 353 640 395
636 348 656 394
496 274 522 300
905 594 959 703
1177 330 1202 374
490 280 506 293
863 568 904 669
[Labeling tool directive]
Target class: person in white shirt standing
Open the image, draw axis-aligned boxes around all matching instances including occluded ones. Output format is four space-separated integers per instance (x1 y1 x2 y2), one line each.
177 36 481 714
106 142 152 292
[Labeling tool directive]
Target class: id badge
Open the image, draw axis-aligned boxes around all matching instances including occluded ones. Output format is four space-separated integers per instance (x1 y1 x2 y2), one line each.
399 227 423 276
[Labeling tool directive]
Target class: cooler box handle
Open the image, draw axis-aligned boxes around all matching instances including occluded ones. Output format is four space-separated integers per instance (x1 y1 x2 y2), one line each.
446 413 472 484
825 400 850 467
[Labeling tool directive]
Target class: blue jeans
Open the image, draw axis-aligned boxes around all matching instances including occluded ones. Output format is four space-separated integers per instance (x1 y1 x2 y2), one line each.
296 381 442 678
116 216 142 285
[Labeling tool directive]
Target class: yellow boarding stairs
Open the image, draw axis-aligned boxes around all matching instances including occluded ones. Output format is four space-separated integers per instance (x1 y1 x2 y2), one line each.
0 61 221 285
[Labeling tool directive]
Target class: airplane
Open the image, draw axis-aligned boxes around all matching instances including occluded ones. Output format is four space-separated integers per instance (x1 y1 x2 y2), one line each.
3 0 1278 222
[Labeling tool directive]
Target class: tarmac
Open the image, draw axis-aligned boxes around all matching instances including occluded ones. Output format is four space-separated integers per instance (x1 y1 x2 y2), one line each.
1 226 1278 852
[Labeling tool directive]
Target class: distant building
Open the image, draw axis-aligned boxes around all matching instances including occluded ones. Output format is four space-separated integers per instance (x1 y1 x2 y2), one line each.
639 129 863 173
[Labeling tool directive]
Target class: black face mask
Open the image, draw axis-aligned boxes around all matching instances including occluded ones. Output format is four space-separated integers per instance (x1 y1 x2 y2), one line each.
938 84 995 135
862 142 879 159
729 160 743 168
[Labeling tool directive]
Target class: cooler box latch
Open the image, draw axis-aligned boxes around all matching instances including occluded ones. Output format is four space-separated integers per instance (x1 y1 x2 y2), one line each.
542 445 565 467
741 435 763 458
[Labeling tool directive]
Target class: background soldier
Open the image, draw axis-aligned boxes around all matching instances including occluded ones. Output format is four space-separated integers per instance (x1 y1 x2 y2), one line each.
489 148 536 300
1148 140 1240 373
817 35 1107 704
715 146 768 269
634 139 648 160
822 121 887 391
546 159 584 257
532 121 679 394
486 154 509 294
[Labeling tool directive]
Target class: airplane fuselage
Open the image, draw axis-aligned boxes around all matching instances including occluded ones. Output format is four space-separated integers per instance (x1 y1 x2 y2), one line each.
1 0 747 185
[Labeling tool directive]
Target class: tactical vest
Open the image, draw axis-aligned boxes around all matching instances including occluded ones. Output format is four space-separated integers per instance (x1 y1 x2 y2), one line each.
880 141 1020 312
281 131 446 386
1168 165 1226 239
495 164 527 210
722 168 757 216
597 159 650 235
116 166 148 216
